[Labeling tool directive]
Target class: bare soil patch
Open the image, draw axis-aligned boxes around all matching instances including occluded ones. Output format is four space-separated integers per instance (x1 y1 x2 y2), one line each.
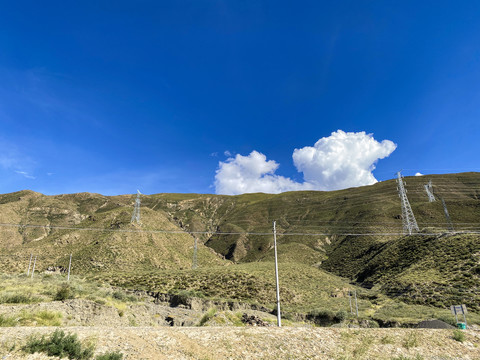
0 327 479 359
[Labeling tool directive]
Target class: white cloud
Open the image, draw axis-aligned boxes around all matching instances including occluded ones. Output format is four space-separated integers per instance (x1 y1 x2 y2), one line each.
292 130 397 191
214 130 397 195
224 150 232 157
415 172 423 176
214 151 312 195
15 171 36 180
0 140 37 179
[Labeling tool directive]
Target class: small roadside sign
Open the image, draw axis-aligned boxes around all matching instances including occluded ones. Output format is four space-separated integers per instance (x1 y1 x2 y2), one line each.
451 304 467 328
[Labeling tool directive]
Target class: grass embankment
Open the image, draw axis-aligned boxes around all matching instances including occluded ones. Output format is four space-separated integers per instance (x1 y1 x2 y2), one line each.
91 261 480 326
322 232 480 312
0 273 142 327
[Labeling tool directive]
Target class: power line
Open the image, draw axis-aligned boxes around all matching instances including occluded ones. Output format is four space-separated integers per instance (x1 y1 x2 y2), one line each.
0 222 478 237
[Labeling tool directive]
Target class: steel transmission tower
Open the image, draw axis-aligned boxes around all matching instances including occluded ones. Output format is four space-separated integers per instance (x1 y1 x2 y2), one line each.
192 238 198 269
131 190 141 224
441 197 454 231
396 172 419 235
424 180 436 202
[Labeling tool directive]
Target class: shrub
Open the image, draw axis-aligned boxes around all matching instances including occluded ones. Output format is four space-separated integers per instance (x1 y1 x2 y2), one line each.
55 284 74 301
96 351 123 360
380 335 395 344
198 308 217 326
112 291 126 301
403 332 419 349
0 293 40 304
23 329 94 359
452 329 465 342
0 311 62 327
33 310 62 326
307 309 336 325
0 314 16 327
334 310 348 322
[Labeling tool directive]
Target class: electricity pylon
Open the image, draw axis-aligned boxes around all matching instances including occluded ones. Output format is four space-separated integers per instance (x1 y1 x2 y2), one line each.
441 197 454 231
424 180 436 202
396 171 419 235
131 190 141 224
192 238 198 269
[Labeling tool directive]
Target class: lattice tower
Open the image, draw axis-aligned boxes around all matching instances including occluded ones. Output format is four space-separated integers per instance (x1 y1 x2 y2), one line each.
131 190 141 224
424 180 436 202
192 238 198 269
441 197 454 231
396 172 419 235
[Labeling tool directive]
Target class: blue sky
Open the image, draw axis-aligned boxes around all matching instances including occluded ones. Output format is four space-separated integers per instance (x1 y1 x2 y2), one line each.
1 1 479 195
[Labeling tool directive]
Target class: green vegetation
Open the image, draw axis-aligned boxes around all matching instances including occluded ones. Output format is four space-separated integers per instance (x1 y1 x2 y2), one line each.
0 273 142 305
96 351 123 360
198 308 217 326
0 293 42 304
23 329 94 359
0 310 62 327
452 329 465 342
403 332 419 349
23 330 123 360
55 283 74 301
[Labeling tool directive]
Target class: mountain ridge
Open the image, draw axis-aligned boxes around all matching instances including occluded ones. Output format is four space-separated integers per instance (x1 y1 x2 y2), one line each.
0 172 479 324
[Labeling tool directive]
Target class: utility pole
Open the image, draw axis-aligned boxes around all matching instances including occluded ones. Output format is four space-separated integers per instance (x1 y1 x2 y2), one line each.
354 290 359 317
67 254 72 281
273 221 281 327
441 197 454 231
131 190 141 224
31 256 37 279
192 238 198 270
424 180 436 202
27 254 33 275
396 171 419 235
348 291 353 314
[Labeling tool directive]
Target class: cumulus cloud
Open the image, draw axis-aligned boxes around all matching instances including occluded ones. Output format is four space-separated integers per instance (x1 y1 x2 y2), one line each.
415 172 423 176
214 151 312 195
214 130 397 195
292 130 397 191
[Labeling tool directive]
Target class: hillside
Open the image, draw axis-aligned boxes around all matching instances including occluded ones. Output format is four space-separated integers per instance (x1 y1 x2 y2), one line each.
0 172 479 325
0 190 226 273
